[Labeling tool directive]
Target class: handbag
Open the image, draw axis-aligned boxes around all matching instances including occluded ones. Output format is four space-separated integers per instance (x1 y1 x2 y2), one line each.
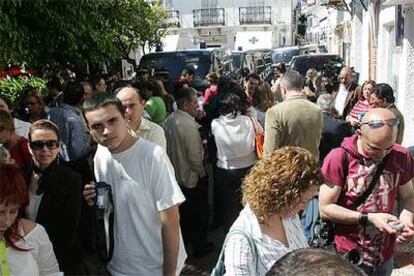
211 228 258 276
312 149 389 255
250 117 264 159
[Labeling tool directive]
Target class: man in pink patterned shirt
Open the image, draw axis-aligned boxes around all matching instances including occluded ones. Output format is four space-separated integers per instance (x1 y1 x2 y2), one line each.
320 108 414 275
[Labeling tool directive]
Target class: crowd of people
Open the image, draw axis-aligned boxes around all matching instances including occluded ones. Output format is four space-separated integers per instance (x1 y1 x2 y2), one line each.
0 62 413 276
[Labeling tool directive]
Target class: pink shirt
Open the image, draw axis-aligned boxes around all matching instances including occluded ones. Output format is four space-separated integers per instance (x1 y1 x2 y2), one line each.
322 135 414 266
204 85 218 105
347 100 373 125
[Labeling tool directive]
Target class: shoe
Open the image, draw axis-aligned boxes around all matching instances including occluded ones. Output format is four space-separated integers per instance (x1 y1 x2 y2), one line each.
193 242 215 259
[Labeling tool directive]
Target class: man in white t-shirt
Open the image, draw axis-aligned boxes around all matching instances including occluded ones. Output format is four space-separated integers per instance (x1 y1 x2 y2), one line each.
116 86 166 149
82 95 186 275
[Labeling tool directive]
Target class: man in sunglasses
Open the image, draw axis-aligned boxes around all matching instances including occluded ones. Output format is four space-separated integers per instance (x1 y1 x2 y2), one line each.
319 108 414 275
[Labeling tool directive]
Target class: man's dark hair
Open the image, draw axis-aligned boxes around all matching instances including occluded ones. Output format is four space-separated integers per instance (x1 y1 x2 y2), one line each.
279 70 302 92
373 83 395 104
111 80 132 94
83 94 125 125
181 67 195 77
175 87 196 109
131 82 149 101
63 81 85 106
267 248 366 276
142 80 163 97
47 77 62 91
245 72 260 82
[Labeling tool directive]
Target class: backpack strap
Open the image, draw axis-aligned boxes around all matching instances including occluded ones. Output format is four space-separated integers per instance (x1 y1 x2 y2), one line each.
212 227 258 275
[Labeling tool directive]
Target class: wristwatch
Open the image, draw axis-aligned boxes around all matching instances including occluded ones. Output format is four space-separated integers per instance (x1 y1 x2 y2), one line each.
359 212 368 226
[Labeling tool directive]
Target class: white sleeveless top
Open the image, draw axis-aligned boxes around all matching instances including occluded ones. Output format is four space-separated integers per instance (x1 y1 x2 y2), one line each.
7 223 59 276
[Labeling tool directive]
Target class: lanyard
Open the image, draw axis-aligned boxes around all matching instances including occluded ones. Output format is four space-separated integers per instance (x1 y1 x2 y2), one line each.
0 239 10 276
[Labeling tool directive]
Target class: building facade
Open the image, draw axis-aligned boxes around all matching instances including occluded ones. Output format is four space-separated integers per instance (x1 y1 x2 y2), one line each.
305 0 414 147
161 0 298 50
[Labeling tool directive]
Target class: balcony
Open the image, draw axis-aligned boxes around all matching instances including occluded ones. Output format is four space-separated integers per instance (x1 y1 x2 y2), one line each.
239 6 272 25
193 8 225 27
162 10 180 28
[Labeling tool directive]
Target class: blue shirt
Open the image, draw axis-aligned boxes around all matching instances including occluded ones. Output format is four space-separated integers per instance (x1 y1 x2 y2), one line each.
48 104 90 161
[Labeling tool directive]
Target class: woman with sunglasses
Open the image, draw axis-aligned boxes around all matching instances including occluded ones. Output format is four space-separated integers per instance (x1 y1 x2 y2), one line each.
346 80 375 127
0 110 32 168
25 119 84 274
0 163 59 275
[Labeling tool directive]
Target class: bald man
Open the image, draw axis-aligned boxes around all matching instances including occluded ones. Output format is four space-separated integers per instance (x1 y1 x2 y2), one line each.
319 108 414 275
333 66 360 119
116 87 166 149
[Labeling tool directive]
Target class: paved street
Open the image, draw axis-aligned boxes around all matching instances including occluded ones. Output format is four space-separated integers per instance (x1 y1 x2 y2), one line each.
182 228 225 275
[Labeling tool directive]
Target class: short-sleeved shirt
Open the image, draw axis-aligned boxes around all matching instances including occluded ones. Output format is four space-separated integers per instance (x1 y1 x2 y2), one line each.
322 135 414 266
94 139 186 275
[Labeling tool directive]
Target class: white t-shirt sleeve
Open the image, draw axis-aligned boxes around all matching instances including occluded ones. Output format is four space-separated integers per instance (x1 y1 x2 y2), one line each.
27 224 60 276
150 146 185 211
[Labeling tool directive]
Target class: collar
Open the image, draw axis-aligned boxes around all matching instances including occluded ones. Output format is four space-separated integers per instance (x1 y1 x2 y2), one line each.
285 94 307 102
138 118 151 131
61 103 80 114
176 109 195 121
243 204 266 240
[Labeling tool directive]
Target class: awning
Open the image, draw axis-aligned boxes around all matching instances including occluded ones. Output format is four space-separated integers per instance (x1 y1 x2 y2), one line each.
383 0 414 5
234 31 272 51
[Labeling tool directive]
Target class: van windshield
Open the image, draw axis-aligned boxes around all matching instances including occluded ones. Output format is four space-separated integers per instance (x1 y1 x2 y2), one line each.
272 48 300 64
140 52 211 80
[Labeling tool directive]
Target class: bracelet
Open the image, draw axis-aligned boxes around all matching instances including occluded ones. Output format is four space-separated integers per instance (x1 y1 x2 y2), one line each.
359 212 368 226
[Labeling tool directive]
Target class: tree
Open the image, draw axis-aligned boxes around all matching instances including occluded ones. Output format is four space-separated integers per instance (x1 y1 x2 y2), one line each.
108 0 168 69
0 0 168 77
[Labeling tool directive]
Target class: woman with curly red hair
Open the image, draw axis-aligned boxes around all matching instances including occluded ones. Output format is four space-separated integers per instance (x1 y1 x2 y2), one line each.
0 163 59 275
215 147 324 275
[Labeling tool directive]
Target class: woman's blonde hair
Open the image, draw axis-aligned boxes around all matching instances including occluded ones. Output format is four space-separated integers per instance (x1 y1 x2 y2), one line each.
242 146 324 224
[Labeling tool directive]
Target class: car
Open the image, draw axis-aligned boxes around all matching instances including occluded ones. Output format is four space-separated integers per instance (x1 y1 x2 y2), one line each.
289 54 345 78
272 45 328 65
272 46 301 64
138 49 229 93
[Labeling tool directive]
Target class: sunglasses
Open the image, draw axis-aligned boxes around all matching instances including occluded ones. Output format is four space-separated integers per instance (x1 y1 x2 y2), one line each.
360 118 399 129
29 140 60 150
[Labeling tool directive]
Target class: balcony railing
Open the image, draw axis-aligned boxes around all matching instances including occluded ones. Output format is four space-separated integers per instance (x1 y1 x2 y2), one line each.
162 10 180 28
239 6 272 25
193 8 225 27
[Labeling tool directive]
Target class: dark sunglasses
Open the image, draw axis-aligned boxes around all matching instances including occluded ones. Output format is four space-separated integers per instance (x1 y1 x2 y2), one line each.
29 140 60 150
360 118 399 129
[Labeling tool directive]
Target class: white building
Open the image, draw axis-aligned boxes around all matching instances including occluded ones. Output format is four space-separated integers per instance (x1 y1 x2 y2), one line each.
305 0 413 147
161 0 298 51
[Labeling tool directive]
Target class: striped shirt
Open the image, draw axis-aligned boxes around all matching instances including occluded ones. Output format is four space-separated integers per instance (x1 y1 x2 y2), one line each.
347 100 373 125
223 205 308 275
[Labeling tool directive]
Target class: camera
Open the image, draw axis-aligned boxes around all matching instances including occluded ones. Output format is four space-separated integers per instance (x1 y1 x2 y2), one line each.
95 182 111 211
388 221 404 234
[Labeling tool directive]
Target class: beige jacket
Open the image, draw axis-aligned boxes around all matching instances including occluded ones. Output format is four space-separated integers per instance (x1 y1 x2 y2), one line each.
164 110 206 188
264 95 323 160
